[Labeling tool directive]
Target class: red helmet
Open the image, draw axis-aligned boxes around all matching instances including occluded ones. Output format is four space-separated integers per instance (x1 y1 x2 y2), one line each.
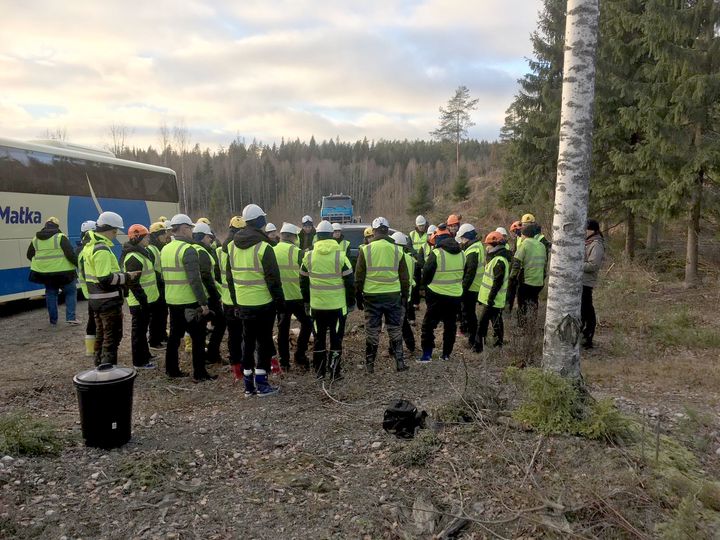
510 221 522 233
128 224 149 240
484 231 506 245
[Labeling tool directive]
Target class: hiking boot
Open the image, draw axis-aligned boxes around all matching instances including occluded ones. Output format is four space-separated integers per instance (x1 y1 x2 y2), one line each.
243 371 257 397
329 351 343 381
192 373 218 383
365 344 377 374
416 350 432 364
313 351 327 380
255 372 278 397
440 354 451 362
396 358 409 372
294 356 310 371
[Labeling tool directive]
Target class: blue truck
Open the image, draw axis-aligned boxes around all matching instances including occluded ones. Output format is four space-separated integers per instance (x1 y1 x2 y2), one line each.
320 194 354 223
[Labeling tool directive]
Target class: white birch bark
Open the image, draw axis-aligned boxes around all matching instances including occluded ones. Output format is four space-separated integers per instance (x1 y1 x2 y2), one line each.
542 0 600 378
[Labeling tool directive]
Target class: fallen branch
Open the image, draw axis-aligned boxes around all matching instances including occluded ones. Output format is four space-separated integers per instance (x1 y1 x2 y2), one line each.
522 435 545 486
434 516 471 539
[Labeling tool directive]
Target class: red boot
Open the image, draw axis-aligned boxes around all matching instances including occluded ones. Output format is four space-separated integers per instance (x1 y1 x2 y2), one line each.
270 356 283 375
231 363 243 382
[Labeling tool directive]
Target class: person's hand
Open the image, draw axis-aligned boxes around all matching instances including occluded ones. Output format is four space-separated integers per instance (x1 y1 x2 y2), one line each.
200 305 210 317
128 271 142 281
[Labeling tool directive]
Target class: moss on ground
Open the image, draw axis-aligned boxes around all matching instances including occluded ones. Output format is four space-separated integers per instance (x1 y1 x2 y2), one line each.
0 412 66 457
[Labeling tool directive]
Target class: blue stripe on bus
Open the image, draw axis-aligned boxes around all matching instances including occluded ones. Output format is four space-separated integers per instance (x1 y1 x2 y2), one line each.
0 267 45 297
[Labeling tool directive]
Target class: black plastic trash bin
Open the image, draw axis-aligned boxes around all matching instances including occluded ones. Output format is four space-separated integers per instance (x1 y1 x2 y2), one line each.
73 363 138 449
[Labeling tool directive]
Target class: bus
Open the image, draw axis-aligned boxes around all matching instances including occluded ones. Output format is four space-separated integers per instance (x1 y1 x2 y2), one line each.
0 137 179 302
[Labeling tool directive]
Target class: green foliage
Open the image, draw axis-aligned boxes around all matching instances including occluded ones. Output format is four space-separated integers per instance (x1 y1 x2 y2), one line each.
117 453 174 488
505 367 632 442
645 309 720 349
430 85 479 146
407 170 433 216
434 398 476 423
0 412 65 457
389 430 441 467
452 166 470 201
658 496 708 540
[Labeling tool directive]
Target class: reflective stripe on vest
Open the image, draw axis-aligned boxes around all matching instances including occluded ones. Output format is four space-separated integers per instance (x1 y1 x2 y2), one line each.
409 230 427 254
30 233 75 273
85 239 123 302
478 256 509 308
274 241 302 301
404 252 416 288
302 244 348 311
516 237 546 286
362 240 401 294
161 240 197 305
192 244 217 297
77 249 89 297
147 244 162 273
217 246 233 306
124 252 159 306
464 242 486 293
427 249 465 297
229 241 272 307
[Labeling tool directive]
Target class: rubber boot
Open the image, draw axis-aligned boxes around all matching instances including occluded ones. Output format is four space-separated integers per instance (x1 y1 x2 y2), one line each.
365 344 377 374
184 333 192 353
255 370 278 397
313 350 327 380
392 338 408 372
328 351 342 381
84 335 96 357
243 370 256 397
231 363 243 383
270 355 283 375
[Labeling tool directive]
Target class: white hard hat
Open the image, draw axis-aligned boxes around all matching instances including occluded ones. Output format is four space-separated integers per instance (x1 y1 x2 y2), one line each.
496 227 509 237
302 215 313 224
265 222 277 233
427 225 438 235
163 220 172 230
170 214 194 227
242 204 266 221
332 222 342 231
316 221 334 234
80 220 96 233
415 215 427 227
193 222 213 236
97 211 124 230
372 217 389 229
390 231 408 246
280 222 300 235
456 223 476 241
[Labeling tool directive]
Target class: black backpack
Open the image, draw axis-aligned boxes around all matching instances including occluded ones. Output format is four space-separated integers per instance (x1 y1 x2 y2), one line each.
383 399 428 439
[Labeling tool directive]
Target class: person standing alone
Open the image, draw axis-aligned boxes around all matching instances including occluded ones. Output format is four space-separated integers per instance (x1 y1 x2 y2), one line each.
582 219 605 349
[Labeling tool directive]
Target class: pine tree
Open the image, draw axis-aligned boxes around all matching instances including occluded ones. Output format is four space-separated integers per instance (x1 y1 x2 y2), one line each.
430 85 479 176
408 170 433 216
452 166 470 201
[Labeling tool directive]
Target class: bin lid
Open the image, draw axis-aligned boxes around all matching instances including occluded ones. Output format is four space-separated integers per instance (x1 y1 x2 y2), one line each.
73 363 137 385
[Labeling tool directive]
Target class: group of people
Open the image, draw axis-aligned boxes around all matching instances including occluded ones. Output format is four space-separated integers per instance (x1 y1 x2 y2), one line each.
27 205 605 397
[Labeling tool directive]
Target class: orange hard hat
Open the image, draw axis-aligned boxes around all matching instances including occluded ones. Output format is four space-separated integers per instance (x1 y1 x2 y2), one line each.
484 231 506 245
128 224 149 240
447 214 460 226
510 220 522 233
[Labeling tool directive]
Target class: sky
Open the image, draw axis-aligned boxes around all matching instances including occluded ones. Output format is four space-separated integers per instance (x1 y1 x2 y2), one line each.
0 0 544 150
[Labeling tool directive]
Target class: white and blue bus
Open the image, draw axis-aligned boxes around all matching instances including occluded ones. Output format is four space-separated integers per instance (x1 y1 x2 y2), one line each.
0 137 179 302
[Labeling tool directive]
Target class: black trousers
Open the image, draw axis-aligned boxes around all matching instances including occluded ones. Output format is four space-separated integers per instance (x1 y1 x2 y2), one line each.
94 306 123 366
312 308 346 354
461 290 479 346
149 296 168 347
206 299 226 362
129 304 153 367
277 299 312 366
166 305 208 378
421 290 461 356
86 303 96 336
241 305 276 373
517 283 543 327
401 299 416 352
364 295 404 353
477 304 504 351
581 286 596 342
224 306 244 366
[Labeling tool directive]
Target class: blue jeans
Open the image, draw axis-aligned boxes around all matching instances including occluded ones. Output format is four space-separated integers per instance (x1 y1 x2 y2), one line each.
46 281 77 324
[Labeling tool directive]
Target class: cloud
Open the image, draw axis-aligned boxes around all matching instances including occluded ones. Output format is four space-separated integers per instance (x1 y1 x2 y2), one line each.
0 0 543 149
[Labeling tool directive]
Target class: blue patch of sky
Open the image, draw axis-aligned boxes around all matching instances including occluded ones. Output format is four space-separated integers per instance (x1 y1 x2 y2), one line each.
22 104 67 117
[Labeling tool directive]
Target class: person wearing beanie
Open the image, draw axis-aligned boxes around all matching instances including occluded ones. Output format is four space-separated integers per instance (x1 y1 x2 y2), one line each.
456 224 485 352
220 216 246 381
475 232 512 353
27 217 79 326
229 204 285 396
120 225 159 369
582 219 605 349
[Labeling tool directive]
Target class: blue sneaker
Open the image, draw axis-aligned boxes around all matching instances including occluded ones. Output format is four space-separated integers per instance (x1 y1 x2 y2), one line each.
243 371 256 397
416 351 432 364
255 372 278 397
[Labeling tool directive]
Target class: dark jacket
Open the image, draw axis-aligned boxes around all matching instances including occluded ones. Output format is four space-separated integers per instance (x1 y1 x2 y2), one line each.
483 246 512 307
120 242 154 307
354 235 410 303
421 236 462 288
26 223 78 287
231 226 285 313
462 239 482 293
195 243 221 305
299 228 316 251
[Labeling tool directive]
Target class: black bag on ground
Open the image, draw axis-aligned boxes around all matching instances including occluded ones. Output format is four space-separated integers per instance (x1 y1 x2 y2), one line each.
383 399 427 439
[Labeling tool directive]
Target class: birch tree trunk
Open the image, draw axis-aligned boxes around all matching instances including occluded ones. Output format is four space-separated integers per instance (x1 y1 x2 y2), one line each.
542 0 600 379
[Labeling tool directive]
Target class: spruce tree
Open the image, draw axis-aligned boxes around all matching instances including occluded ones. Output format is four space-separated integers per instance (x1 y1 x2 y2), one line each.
408 170 433 216
452 166 470 201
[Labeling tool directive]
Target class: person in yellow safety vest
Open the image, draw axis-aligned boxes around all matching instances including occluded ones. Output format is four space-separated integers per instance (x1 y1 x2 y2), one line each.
455 223 486 352
509 223 548 329
264 222 279 246
85 212 141 366
417 228 466 363
390 232 417 354
192 222 224 369
162 214 213 380
274 223 312 372
147 222 169 349
120 224 159 369
299 215 316 251
219 216 246 381
409 215 428 257
76 220 97 356
229 204 285 397
362 226 373 245
196 217 222 250
355 217 410 373
331 222 351 259
300 220 355 380
476 232 512 353
27 216 79 326
408 215 429 321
